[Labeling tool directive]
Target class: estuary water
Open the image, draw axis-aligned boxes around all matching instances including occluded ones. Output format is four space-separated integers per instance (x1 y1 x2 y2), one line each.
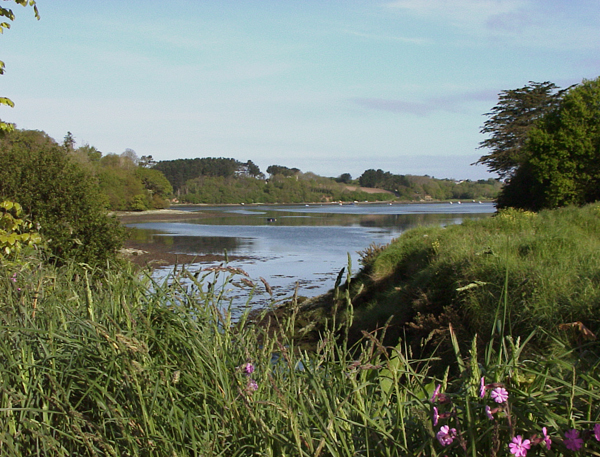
127 202 496 314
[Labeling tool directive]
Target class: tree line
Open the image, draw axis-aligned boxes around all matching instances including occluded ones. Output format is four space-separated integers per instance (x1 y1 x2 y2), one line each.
154 157 501 204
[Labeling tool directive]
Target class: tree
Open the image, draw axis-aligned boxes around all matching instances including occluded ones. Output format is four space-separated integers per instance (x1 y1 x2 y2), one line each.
336 173 352 184
120 148 139 168
476 81 569 180
241 160 262 178
0 1 39 133
497 77 600 210
63 131 75 151
139 155 156 168
0 129 124 265
266 165 300 177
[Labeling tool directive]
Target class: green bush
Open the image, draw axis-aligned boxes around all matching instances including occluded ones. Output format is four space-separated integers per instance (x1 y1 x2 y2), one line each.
0 129 124 265
0 200 43 261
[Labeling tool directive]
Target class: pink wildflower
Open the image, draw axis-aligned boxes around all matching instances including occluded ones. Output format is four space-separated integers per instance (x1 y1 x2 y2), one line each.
485 405 494 421
244 362 255 375
509 435 531 457
564 429 583 451
246 379 258 392
490 387 509 403
542 427 551 450
479 376 486 398
594 423 600 442
436 425 457 446
431 384 441 402
433 406 439 426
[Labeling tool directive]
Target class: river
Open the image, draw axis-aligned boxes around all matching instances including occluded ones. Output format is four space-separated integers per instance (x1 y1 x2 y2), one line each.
126 202 496 315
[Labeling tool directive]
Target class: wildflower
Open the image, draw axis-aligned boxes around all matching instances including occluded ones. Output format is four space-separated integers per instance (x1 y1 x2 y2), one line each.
243 362 255 375
11 273 17 282
246 379 258 392
485 405 494 421
431 384 441 402
509 435 531 457
433 406 439 426
594 423 600 442
436 425 457 446
490 387 509 403
564 429 583 451
480 376 486 398
542 427 551 450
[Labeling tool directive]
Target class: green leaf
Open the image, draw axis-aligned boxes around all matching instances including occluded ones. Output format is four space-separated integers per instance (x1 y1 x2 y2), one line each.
0 97 15 107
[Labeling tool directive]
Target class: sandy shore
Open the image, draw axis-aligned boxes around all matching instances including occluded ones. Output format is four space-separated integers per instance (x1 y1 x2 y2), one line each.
114 209 214 224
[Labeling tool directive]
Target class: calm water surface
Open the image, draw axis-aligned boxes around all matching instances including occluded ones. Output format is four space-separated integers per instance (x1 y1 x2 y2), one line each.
127 202 496 313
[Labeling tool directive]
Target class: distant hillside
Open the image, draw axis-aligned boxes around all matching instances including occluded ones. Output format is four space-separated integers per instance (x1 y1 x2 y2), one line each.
344 185 396 195
154 158 501 204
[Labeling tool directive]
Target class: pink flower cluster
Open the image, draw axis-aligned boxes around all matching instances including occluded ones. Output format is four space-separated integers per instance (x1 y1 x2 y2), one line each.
433 377 600 455
11 273 21 291
430 384 458 448
239 362 258 394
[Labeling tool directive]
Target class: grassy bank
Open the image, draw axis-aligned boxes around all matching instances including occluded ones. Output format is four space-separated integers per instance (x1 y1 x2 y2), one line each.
2 205 600 455
288 204 600 362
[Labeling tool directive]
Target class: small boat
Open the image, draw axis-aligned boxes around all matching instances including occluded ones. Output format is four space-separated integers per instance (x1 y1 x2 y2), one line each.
266 218 276 222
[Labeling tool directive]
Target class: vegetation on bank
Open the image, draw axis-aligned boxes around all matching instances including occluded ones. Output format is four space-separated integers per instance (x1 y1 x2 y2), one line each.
155 157 501 204
291 203 600 363
179 174 394 204
0 130 125 266
2 229 600 456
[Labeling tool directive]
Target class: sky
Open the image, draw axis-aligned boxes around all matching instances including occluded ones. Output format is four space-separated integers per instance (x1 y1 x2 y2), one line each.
1 0 599 181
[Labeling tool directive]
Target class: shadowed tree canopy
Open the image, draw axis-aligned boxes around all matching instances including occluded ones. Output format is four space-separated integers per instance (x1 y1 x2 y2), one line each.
155 157 247 192
476 81 568 180
266 165 300 177
497 77 600 210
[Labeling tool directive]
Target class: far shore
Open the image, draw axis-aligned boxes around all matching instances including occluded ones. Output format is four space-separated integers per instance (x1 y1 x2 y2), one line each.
115 200 494 268
113 198 493 224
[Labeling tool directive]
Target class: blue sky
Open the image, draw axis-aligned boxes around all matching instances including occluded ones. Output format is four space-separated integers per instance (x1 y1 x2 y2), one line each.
2 0 599 180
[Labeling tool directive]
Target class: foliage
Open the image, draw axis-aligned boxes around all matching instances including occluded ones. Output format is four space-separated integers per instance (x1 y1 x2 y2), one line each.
497 77 600 211
309 203 600 360
476 81 567 180
2 256 600 456
181 174 391 204
358 168 501 201
0 129 124 265
154 157 252 192
335 173 353 184
66 141 172 211
0 200 43 261
266 164 301 177
0 0 39 133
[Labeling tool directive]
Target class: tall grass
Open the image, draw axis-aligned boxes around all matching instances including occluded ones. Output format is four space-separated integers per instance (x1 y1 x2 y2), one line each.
2 220 600 455
344 204 600 356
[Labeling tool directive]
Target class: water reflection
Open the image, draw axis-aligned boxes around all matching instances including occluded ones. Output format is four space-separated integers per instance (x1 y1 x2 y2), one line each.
128 228 248 254
127 203 496 313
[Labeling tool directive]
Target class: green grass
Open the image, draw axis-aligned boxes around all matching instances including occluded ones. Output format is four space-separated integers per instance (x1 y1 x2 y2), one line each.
319 204 600 359
2 205 600 455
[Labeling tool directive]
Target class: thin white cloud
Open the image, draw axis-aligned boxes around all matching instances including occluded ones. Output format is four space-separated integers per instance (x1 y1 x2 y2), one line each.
382 0 600 50
383 0 528 26
342 29 431 45
352 90 498 116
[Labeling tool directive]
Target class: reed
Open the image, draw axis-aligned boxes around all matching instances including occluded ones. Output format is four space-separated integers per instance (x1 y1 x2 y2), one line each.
1 221 600 455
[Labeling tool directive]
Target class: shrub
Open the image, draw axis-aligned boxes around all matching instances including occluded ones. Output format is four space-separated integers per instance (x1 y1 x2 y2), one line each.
0 129 124 265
